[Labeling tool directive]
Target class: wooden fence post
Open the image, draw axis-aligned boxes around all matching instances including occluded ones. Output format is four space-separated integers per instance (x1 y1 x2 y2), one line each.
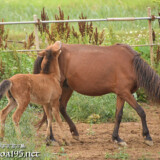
147 7 154 67
33 15 40 50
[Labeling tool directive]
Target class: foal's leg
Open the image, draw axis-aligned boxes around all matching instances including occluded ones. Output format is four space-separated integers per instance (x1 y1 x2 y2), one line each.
0 98 17 140
12 99 29 138
60 86 79 140
53 99 69 145
112 96 126 146
43 105 58 146
121 91 153 146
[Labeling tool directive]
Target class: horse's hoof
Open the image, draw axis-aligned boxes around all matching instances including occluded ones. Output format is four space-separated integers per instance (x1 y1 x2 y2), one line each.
0 137 3 141
144 140 153 146
114 140 127 146
72 135 79 141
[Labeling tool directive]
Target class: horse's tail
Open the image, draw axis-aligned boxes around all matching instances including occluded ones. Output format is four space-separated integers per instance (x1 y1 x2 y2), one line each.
0 80 12 100
35 108 47 130
133 54 160 102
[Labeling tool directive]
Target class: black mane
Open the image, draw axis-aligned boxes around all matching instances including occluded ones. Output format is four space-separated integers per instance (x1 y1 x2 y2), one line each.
42 50 53 74
33 56 43 74
33 49 53 74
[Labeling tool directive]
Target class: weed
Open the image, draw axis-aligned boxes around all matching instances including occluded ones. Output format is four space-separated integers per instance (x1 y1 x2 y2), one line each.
0 19 9 49
86 123 95 136
105 150 129 159
87 113 100 124
38 7 49 36
24 32 35 49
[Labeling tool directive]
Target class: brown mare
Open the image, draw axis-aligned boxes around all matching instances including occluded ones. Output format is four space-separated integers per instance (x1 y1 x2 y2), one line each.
34 43 158 146
0 41 67 145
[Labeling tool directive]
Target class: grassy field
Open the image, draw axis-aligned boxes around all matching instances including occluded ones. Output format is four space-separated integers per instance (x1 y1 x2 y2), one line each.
0 0 160 159
0 0 159 41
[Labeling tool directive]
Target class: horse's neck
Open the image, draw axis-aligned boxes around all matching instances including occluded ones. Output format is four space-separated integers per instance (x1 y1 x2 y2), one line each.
50 58 60 81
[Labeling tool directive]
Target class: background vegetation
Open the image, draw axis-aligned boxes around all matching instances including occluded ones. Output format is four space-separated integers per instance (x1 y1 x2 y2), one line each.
0 0 159 159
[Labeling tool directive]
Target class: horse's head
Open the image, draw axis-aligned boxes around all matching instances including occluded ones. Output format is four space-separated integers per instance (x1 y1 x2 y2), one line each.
38 41 62 74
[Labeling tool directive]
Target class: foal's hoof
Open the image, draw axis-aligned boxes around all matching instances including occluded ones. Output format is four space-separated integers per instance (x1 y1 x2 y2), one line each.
0 137 3 142
114 140 127 146
50 141 59 147
144 140 153 146
72 135 79 141
46 140 59 146
60 139 71 146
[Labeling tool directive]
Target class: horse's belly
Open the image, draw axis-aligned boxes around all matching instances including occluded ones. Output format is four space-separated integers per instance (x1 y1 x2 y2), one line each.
67 77 113 96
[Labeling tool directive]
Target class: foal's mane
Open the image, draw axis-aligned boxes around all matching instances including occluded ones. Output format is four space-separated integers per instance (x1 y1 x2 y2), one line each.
33 56 43 74
33 49 53 74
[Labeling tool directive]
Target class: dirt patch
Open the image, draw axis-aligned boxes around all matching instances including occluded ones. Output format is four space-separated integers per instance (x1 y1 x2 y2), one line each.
37 104 160 160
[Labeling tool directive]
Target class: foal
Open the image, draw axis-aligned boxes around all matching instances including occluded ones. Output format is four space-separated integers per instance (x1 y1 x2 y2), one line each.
0 41 66 145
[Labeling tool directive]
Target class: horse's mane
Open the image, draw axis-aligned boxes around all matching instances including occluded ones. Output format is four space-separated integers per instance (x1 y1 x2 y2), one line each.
33 49 53 74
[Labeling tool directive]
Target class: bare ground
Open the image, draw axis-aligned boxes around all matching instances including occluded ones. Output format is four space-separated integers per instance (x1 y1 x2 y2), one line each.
36 104 160 160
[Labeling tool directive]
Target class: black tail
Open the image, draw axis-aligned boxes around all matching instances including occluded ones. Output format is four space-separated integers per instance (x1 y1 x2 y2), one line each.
133 54 160 102
0 80 12 100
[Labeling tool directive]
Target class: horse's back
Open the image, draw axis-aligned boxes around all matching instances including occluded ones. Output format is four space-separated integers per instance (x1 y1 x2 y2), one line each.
60 44 137 96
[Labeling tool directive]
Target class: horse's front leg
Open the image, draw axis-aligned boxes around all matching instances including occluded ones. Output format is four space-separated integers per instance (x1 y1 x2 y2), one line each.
60 86 79 140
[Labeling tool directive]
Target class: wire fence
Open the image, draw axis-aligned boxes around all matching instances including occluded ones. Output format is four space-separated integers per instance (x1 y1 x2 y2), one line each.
0 7 160 65
0 16 159 25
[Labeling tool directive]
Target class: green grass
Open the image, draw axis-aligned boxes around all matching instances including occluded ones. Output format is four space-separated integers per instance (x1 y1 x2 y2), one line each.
0 0 159 33
105 149 129 159
67 92 138 123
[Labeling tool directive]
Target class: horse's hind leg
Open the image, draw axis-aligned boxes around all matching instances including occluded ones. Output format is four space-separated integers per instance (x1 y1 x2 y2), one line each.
43 105 59 146
121 91 153 146
12 99 29 138
60 86 79 140
112 95 126 146
0 97 17 140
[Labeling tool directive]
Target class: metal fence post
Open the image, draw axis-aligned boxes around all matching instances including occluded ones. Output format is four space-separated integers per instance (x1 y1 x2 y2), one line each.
33 15 40 50
147 7 154 67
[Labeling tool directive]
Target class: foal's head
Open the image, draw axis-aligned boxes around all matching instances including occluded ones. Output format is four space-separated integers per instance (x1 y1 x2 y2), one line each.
38 41 62 74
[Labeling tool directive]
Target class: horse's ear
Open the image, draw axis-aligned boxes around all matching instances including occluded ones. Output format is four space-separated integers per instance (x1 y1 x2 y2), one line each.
52 41 62 52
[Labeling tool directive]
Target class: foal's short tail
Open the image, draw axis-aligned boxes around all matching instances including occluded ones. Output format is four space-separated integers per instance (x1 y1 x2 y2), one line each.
133 54 160 102
0 80 12 100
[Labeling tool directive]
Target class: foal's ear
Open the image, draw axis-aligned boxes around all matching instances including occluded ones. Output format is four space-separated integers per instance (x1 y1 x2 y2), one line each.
52 41 62 52
38 51 45 57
